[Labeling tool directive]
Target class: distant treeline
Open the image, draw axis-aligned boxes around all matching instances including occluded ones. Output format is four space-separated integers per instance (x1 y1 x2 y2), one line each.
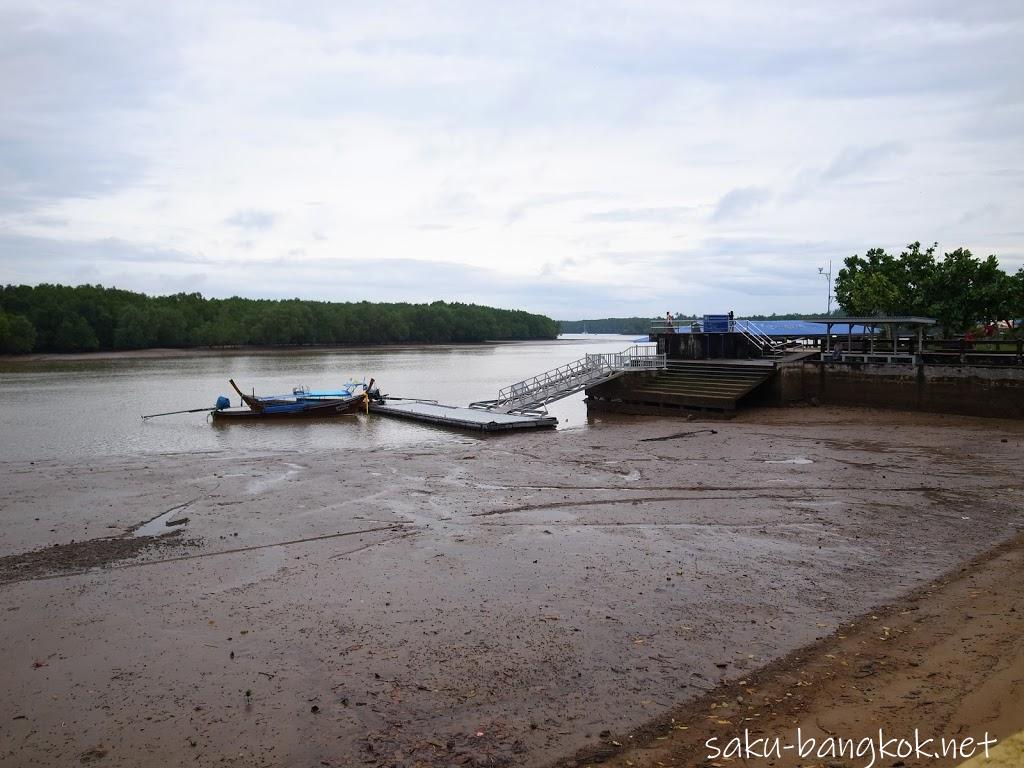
742 311 846 321
0 284 560 354
558 312 842 334
559 315 696 334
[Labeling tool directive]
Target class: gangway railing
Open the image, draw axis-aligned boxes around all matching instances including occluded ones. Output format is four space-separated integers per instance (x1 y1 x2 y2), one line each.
652 318 786 357
732 319 785 357
470 345 665 414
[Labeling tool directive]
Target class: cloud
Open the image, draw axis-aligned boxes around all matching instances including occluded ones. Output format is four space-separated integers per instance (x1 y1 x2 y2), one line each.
224 210 277 230
822 142 909 181
0 231 632 318
0 4 180 213
504 192 605 224
710 187 772 222
584 206 693 223
1 1 1022 317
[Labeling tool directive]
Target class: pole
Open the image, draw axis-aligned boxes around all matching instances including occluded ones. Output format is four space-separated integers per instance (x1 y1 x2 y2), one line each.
826 260 832 315
142 407 215 420
818 261 833 316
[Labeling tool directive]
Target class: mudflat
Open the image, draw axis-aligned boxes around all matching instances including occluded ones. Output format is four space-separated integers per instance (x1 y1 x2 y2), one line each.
559 533 1024 768
1 406 1021 767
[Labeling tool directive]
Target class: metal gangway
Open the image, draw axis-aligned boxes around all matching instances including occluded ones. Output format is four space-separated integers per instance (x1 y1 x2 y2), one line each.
732 319 786 357
470 345 666 415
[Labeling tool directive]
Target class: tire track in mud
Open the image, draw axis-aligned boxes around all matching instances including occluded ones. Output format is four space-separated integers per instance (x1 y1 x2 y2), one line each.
466 482 1024 494
479 520 832 529
468 485 1024 518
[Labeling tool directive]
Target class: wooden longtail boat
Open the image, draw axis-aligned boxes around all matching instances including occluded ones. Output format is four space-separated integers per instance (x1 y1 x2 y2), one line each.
210 378 371 421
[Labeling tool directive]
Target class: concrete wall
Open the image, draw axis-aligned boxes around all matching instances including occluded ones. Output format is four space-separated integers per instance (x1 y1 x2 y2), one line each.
775 361 1024 419
653 332 763 360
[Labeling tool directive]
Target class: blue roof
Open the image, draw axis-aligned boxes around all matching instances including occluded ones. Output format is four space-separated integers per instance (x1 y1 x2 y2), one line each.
673 320 875 335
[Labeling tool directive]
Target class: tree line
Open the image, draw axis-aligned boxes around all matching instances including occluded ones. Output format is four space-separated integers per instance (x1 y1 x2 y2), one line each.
0 284 560 354
558 317 683 334
559 313 840 334
835 243 1024 334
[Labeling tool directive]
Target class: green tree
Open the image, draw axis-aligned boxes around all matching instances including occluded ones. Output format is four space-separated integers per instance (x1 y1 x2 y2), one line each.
834 243 938 317
0 284 561 351
929 249 1014 335
113 305 157 349
0 312 37 353
53 313 100 352
834 242 1017 334
1013 268 1024 325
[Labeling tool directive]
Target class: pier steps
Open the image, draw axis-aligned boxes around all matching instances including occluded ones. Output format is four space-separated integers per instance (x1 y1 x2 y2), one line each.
590 360 775 411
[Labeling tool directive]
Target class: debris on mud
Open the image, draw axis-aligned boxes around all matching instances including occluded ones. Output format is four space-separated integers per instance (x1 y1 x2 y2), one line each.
639 429 718 442
0 531 195 585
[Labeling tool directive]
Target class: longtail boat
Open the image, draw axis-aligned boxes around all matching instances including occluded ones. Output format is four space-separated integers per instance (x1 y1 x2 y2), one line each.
210 378 373 421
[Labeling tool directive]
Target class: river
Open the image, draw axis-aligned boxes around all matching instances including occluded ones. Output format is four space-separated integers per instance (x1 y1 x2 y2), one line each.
0 334 644 463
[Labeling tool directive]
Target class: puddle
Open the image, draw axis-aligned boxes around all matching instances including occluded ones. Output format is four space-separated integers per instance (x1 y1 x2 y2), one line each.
133 507 190 537
765 457 814 465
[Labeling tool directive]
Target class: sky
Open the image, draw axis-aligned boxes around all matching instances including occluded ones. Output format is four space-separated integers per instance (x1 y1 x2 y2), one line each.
1 1 1023 320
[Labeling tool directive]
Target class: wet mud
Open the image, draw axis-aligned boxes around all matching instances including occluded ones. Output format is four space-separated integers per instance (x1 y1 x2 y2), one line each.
0 406 1022 767
561 532 1024 768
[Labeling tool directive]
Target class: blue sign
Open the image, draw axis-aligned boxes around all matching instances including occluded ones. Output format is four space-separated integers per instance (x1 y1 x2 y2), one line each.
703 314 730 333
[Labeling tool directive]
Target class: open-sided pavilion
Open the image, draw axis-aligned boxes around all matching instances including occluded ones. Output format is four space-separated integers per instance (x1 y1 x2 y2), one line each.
808 316 937 364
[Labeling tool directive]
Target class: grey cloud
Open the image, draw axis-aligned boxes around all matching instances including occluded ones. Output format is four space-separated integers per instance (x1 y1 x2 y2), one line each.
0 136 145 213
505 192 605 224
822 142 908 181
0 6 179 115
0 232 208 269
0 5 181 212
0 232 634 318
3 2 1022 317
225 210 277 230
25 214 70 227
957 204 1000 225
584 206 693 224
710 187 771 222
600 237 845 299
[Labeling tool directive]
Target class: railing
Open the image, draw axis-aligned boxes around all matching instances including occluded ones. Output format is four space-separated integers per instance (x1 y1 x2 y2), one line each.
497 356 607 403
476 345 666 413
589 345 666 371
651 320 701 333
732 318 782 355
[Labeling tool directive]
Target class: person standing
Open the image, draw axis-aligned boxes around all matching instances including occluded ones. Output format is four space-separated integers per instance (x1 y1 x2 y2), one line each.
665 311 674 333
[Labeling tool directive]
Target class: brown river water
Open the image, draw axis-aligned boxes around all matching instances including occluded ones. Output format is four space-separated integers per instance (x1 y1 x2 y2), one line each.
0 334 643 462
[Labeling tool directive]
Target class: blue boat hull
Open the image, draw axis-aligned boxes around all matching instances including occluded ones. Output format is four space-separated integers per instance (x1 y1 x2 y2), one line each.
212 395 364 420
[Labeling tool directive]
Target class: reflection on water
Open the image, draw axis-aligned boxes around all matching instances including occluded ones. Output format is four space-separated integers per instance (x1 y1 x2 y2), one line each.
0 335 642 462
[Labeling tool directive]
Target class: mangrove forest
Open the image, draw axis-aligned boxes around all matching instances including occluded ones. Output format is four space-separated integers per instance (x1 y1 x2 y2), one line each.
0 284 560 354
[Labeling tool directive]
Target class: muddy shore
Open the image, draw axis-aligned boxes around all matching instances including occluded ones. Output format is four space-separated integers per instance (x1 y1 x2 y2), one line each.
558 532 1024 768
1 406 1022 767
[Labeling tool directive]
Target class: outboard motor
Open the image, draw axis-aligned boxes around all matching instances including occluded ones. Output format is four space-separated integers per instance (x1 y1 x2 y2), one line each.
215 395 231 410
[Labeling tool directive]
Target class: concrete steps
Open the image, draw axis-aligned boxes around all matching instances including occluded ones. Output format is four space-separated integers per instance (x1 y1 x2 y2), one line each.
623 361 775 410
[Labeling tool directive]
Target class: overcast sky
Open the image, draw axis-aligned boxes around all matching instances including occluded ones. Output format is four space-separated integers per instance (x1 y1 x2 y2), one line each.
2 1 1022 319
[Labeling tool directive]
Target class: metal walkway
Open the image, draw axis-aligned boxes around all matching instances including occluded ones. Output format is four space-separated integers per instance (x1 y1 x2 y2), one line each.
470 345 666 414
369 400 557 431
